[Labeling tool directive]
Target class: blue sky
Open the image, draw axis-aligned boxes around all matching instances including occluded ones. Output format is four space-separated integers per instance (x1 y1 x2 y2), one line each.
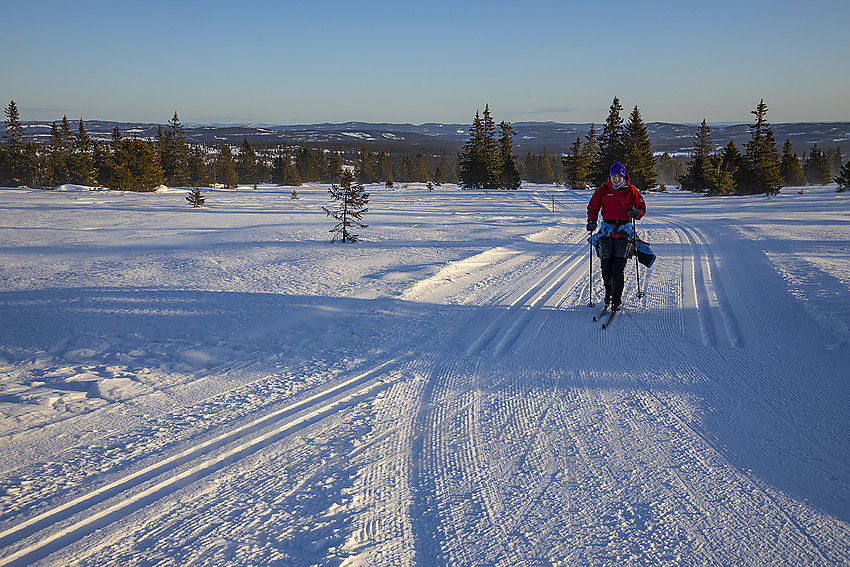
2 0 848 126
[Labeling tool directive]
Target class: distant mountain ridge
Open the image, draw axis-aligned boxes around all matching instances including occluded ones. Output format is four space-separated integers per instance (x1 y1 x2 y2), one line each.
20 120 850 156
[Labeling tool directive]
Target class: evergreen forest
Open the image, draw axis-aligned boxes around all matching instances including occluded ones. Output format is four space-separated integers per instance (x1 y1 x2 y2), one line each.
2 100 847 195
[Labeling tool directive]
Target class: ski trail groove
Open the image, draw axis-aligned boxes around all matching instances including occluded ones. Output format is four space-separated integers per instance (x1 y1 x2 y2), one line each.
667 217 748 348
467 244 586 356
0 357 406 567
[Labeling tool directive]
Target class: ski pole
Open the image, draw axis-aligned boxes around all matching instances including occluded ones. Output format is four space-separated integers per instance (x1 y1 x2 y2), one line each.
632 218 645 299
587 236 595 307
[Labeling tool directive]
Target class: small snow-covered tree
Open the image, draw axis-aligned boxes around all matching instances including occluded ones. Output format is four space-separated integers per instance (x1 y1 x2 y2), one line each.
835 158 850 192
323 169 369 243
186 186 205 207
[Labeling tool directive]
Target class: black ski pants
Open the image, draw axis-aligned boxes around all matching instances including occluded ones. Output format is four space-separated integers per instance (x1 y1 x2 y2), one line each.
597 235 630 306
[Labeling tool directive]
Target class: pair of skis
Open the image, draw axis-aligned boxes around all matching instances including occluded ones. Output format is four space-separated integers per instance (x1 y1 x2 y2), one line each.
592 303 619 329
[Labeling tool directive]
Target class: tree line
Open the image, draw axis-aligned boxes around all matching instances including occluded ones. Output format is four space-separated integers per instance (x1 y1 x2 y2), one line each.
3 99 848 193
677 100 846 195
0 102 447 191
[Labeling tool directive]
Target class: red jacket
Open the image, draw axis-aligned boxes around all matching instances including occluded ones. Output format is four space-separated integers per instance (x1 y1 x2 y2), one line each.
587 177 646 223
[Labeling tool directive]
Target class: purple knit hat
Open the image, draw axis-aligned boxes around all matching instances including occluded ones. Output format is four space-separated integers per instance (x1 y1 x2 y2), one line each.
609 162 627 178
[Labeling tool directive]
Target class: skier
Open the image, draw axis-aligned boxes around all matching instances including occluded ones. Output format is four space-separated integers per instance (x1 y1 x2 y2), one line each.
586 161 646 312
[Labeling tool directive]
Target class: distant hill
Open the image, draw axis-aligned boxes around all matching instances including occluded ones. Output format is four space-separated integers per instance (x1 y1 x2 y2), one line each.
20 120 850 157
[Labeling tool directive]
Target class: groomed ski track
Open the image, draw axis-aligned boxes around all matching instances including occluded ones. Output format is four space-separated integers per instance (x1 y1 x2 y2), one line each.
0 185 847 566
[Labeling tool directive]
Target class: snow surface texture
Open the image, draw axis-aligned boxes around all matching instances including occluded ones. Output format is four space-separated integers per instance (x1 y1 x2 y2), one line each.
0 183 848 566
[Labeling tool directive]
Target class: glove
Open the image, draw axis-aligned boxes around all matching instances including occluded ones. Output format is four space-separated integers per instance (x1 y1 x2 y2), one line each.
586 219 597 232
627 206 640 219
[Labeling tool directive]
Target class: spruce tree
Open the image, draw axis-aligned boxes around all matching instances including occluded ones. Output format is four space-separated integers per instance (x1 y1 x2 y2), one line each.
623 105 656 191
563 137 588 189
186 186 205 207
375 150 391 184
780 140 806 187
594 97 626 185
272 147 301 186
538 147 556 184
322 169 369 243
678 120 714 193
215 144 238 188
356 144 377 183
2 100 28 186
295 147 326 182
322 148 344 184
159 112 189 186
107 135 164 192
742 99 782 195
584 124 599 184
803 144 831 185
69 119 97 186
835 157 850 192
48 121 70 186
187 145 211 187
458 110 488 190
481 105 500 187
498 121 521 190
236 137 259 184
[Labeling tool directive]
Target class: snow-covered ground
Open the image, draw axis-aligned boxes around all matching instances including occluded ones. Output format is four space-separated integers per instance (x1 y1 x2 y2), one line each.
0 182 848 566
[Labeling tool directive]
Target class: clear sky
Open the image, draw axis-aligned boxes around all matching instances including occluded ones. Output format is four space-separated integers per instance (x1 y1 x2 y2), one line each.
2 0 848 126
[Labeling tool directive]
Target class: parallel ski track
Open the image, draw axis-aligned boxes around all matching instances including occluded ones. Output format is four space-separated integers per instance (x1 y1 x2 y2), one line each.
0 357 406 567
662 215 753 348
466 239 588 356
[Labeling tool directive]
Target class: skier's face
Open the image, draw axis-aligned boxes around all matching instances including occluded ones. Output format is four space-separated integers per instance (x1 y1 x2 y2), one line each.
610 174 625 187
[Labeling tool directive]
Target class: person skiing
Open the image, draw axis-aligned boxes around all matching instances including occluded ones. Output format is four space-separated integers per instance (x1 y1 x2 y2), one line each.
586 161 646 312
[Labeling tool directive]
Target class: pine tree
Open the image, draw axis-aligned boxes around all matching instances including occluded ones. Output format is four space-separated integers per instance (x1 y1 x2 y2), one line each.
93 140 110 187
412 152 431 182
322 169 369 243
2 100 28 186
71 119 97 186
779 140 806 187
563 137 589 189
623 105 657 191
107 135 164 192
236 137 259 184
458 110 488 189
481 105 500 187
48 121 70 186
498 121 521 189
186 186 205 207
356 144 377 183
538 147 556 184
322 148 343 184
594 97 626 185
826 147 843 179
803 144 831 185
434 165 446 185
584 124 599 183
272 147 301 186
295 147 326 182
678 120 714 193
742 99 782 195
159 112 189 186
834 157 850 192
187 145 211 187
704 154 736 196
215 144 238 188
375 150 391 184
